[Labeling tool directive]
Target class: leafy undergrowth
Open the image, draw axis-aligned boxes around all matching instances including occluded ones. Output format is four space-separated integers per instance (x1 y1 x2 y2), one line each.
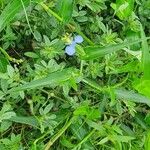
0 0 150 150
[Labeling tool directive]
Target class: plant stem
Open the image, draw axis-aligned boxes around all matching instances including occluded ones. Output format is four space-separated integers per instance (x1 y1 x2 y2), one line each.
82 78 108 92
72 129 95 150
39 2 94 45
0 47 12 61
40 2 63 22
44 116 75 150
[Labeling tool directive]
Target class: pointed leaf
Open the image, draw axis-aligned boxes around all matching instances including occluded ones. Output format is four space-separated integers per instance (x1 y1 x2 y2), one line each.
82 38 150 60
9 68 74 92
141 25 150 79
58 0 74 23
0 57 8 73
9 116 39 128
0 0 31 32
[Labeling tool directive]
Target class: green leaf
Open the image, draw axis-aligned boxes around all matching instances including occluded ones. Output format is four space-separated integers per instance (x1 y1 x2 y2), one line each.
1 112 16 121
109 61 139 74
74 102 100 120
43 103 54 115
9 116 39 128
58 0 74 23
110 135 135 143
81 38 150 60
145 131 150 150
115 89 150 106
133 25 150 98
141 25 150 80
97 137 109 145
134 80 150 98
0 103 16 122
0 0 31 32
134 114 148 130
60 137 75 148
111 0 134 20
0 121 12 133
9 68 74 92
120 123 135 137
83 78 150 106
0 57 8 73
24 52 39 58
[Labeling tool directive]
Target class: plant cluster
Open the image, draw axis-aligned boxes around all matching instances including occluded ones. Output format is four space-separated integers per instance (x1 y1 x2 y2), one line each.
0 0 150 149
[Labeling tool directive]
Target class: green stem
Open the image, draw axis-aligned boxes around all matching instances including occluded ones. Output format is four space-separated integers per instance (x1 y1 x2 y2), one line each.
72 129 95 150
82 78 108 92
44 116 75 150
0 47 23 64
0 47 12 61
112 74 129 88
40 3 63 22
80 60 84 74
75 28 94 45
33 129 53 150
39 2 94 45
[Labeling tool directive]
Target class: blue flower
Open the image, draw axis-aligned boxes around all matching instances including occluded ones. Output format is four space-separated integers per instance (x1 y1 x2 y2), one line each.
74 35 84 43
65 35 83 56
65 44 76 56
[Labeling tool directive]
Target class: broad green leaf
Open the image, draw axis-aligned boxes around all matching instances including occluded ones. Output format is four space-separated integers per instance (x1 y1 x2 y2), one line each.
0 57 8 73
141 25 150 80
97 137 109 145
0 0 30 32
24 52 39 58
43 103 54 115
58 0 74 23
60 137 75 148
120 123 135 137
134 80 150 98
110 135 135 143
83 78 150 106
0 112 16 121
0 121 12 133
9 68 74 92
81 38 150 60
134 114 148 130
126 30 140 51
109 61 139 74
115 89 150 106
9 116 39 128
74 103 100 120
145 131 150 150
134 25 150 98
0 103 16 122
111 0 134 20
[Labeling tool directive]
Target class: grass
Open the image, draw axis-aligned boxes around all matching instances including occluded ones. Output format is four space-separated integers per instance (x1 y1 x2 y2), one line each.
0 0 150 150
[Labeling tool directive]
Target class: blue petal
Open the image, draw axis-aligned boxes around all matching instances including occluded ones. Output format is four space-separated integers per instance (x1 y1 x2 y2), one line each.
71 40 76 46
65 45 76 56
74 35 83 43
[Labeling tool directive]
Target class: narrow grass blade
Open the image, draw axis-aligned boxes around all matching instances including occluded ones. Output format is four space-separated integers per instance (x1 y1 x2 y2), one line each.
112 0 134 20
9 116 39 128
40 2 94 45
0 56 8 73
134 25 150 98
145 131 150 150
58 0 74 24
72 129 95 150
115 89 150 106
9 68 74 92
45 116 75 150
140 25 150 80
82 78 150 106
82 37 150 60
0 0 30 32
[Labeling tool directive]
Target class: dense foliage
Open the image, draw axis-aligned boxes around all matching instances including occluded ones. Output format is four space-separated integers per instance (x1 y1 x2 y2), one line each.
0 0 150 149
